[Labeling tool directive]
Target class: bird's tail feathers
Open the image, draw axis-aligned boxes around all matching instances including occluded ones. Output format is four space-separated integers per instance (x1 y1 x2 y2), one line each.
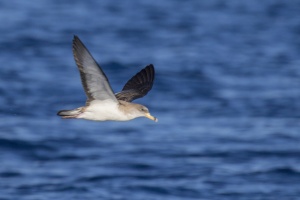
57 107 83 119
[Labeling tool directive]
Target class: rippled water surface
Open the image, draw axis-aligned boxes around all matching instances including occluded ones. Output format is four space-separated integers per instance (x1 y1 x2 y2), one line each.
0 1 300 199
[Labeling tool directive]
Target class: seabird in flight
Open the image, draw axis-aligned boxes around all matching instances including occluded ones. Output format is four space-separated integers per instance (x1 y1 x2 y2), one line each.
57 36 157 122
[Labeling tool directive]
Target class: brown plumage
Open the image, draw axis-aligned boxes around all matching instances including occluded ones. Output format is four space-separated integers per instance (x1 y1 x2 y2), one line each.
115 64 155 102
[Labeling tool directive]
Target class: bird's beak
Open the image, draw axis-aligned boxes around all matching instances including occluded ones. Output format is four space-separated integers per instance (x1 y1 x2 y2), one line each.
145 113 158 122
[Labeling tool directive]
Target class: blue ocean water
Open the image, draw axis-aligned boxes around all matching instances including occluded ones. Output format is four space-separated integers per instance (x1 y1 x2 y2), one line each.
0 0 300 199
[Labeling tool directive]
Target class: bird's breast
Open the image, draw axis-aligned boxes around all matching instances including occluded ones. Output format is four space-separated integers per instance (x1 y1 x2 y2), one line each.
77 100 130 121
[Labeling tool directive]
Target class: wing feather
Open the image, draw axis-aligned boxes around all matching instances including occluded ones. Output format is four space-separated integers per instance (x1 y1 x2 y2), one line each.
72 36 118 104
115 64 155 102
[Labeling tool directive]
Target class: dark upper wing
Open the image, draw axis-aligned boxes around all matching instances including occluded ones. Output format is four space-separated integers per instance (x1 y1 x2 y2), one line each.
72 35 118 103
115 64 155 102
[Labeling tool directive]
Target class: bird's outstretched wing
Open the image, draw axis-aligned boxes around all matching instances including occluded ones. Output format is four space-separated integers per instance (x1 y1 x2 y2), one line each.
72 35 118 104
115 64 155 102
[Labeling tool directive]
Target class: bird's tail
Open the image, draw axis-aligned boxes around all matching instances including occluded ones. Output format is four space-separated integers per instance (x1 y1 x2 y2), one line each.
57 107 83 119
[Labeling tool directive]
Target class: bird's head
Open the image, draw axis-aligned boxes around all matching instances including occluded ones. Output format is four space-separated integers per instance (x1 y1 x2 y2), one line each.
127 103 158 122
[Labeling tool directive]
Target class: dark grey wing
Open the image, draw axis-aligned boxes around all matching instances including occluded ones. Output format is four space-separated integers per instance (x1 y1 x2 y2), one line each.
73 35 118 103
115 64 155 102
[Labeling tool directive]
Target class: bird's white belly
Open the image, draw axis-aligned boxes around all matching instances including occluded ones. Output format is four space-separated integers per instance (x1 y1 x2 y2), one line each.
78 100 129 121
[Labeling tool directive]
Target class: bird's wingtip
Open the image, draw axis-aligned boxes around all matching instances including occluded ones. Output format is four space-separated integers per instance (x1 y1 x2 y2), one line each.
147 64 154 68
